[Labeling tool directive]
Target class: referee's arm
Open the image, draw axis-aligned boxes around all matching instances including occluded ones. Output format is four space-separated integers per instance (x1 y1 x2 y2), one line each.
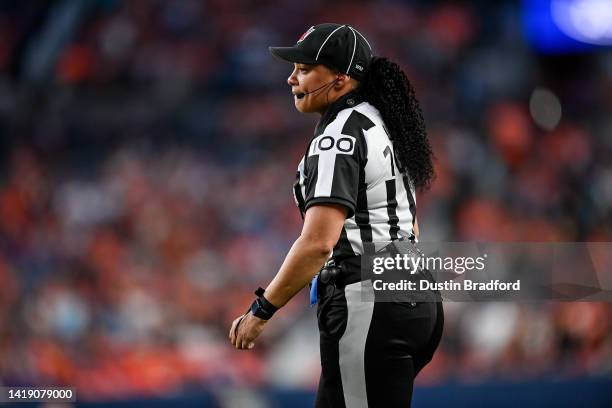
264 203 347 308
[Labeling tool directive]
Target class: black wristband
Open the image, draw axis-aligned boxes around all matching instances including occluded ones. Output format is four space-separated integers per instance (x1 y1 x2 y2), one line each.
250 287 279 320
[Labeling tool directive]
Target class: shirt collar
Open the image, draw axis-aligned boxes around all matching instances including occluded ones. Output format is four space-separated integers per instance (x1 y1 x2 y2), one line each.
315 90 364 135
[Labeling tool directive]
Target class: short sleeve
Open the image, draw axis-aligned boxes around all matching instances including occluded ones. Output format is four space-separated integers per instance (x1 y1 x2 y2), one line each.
303 133 362 218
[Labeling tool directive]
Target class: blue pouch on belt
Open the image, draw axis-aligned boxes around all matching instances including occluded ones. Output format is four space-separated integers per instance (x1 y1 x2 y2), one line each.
309 274 319 306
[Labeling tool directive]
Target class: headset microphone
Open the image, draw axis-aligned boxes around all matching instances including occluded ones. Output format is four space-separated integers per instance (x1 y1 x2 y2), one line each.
296 78 338 99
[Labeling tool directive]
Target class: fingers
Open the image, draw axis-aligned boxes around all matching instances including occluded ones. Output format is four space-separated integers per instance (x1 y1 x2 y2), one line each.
237 317 253 350
229 312 265 350
229 318 237 344
239 341 253 350
230 314 254 349
239 338 255 350
228 314 245 346
238 329 254 350
230 313 260 350
229 317 237 342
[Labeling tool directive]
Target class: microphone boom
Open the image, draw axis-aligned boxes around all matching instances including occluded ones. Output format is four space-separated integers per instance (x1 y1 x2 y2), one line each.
295 79 337 99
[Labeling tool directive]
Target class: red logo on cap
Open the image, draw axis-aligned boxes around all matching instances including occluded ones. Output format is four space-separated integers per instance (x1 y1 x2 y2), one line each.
297 26 315 43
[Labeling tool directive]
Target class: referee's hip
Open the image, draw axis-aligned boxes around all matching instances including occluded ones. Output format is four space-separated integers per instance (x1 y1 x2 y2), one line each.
314 259 444 408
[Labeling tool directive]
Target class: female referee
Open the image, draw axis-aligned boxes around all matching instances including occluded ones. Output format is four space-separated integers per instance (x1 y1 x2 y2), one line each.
229 23 443 407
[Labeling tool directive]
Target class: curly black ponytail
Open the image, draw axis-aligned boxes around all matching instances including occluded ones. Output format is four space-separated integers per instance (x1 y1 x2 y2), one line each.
359 57 435 191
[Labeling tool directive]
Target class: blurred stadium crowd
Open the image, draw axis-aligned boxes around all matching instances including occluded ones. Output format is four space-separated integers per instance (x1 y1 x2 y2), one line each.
0 0 611 401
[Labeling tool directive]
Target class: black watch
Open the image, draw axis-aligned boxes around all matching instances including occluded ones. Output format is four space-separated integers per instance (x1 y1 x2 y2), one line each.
249 287 279 320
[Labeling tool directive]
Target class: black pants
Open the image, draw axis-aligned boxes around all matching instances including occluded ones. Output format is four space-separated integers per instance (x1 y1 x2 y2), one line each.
315 279 444 407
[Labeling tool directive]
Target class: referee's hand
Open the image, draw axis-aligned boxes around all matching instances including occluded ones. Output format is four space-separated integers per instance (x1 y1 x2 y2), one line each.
229 311 267 350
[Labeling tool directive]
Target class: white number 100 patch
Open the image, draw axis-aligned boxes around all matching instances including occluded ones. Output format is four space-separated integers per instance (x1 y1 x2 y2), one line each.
309 134 356 156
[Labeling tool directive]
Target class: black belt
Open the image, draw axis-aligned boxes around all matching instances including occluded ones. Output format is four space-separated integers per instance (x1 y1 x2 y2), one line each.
322 235 417 284
318 256 361 287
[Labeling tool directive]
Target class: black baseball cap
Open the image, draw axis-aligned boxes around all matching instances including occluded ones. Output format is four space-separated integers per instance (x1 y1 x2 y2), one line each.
269 23 373 81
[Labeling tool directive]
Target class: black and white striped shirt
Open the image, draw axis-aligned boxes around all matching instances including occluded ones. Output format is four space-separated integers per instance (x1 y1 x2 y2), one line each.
293 91 417 262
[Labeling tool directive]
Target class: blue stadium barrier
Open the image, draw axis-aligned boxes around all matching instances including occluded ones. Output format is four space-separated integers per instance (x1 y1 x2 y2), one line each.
20 377 605 407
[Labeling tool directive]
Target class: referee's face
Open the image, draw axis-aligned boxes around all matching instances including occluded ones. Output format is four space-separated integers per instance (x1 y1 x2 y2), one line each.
288 63 339 114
